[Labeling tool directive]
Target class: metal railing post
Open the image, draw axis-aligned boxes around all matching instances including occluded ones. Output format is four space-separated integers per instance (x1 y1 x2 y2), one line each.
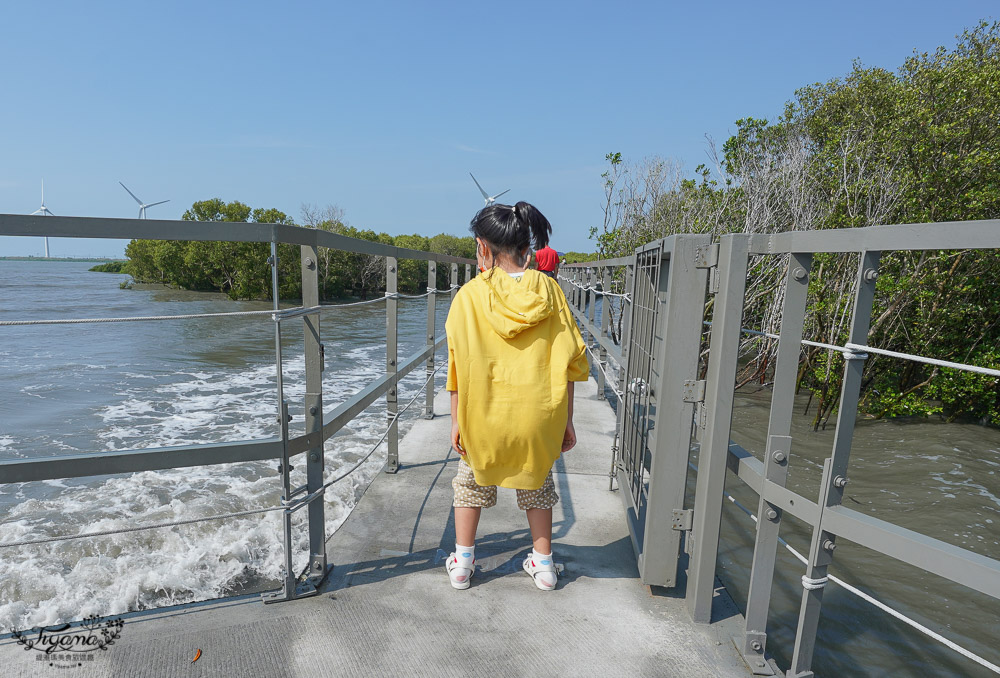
451 264 459 300
385 256 399 473
585 269 593 344
301 244 330 587
788 250 881 678
588 267 599 393
464 263 471 285
425 260 436 419
610 258 634 490
575 268 583 315
263 238 296 603
740 252 812 676
597 266 611 399
687 234 749 622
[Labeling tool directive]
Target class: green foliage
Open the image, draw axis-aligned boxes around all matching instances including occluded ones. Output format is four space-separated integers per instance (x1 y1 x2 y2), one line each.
562 251 599 264
126 199 298 300
791 22 1000 425
395 234 431 293
594 20 1000 425
88 261 128 273
123 199 476 303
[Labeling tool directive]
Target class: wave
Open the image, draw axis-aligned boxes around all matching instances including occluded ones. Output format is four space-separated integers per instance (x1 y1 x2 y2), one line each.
0 338 447 632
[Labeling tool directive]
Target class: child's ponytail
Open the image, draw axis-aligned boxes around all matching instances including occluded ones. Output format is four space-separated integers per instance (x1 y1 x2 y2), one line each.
470 201 553 267
511 201 551 251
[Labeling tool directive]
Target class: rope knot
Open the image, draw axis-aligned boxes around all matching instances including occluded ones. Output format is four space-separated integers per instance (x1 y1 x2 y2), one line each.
801 575 829 590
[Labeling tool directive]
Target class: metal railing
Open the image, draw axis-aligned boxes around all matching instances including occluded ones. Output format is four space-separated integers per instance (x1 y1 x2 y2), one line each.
0 213 474 603
561 219 1000 678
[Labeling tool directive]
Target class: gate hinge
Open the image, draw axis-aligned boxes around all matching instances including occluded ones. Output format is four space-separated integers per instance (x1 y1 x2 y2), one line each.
695 243 719 269
696 401 707 430
696 243 721 294
672 509 693 531
682 379 707 403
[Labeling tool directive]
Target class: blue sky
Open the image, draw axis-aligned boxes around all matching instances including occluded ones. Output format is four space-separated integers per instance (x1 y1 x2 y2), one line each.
0 1 993 257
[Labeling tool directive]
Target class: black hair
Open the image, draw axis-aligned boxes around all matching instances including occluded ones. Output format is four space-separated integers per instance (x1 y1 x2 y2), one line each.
469 201 552 267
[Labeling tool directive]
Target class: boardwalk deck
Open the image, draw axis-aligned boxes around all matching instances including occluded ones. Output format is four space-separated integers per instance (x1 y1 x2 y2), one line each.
2 378 753 677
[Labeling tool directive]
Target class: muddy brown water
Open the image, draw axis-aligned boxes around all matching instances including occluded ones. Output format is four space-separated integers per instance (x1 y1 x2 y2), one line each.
714 386 1000 677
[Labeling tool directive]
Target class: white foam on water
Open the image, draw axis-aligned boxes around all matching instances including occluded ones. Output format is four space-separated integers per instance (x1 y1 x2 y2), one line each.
0 336 448 632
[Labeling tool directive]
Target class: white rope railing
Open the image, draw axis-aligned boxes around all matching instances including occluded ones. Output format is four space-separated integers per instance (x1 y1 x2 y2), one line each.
845 342 1000 379
0 505 285 548
0 283 466 327
561 270 995 378
423 284 461 295
557 274 631 301
713 321 996 376
714 477 1000 674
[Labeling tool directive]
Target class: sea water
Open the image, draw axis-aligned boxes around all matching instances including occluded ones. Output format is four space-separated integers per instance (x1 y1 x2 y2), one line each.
0 260 450 631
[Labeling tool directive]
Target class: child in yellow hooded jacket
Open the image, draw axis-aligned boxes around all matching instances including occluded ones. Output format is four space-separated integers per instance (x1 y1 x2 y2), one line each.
444 201 588 591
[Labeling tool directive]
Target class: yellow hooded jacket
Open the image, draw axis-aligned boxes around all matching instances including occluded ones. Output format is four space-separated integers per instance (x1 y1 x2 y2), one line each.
445 268 589 489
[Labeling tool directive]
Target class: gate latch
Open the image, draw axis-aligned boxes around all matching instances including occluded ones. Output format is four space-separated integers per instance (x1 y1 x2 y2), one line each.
672 509 693 531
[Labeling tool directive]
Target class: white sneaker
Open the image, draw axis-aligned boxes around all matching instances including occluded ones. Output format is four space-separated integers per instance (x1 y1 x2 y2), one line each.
446 553 474 590
523 552 558 591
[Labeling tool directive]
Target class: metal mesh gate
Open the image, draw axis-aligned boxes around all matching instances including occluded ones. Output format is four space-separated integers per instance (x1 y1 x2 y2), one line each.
610 235 711 587
619 245 663 517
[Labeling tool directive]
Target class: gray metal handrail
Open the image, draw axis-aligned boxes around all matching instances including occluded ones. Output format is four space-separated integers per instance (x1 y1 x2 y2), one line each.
0 213 471 264
707 459 1000 675
695 229 1000 677
0 212 475 605
558 220 1000 678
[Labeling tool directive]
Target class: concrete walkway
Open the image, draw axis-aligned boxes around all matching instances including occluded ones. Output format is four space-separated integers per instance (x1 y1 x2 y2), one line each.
2 378 752 677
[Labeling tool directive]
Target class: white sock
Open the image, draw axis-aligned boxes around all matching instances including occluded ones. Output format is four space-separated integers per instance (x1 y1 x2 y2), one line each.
454 544 475 569
532 548 557 588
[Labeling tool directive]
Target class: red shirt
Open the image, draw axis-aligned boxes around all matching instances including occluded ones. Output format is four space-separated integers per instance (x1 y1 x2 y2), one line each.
534 246 559 272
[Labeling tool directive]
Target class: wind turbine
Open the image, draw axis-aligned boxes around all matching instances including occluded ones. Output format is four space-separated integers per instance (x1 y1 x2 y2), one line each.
469 173 510 206
119 181 169 219
30 180 54 257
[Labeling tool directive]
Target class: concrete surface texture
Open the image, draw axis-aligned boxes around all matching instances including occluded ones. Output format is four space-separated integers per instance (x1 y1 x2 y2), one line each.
1 377 751 677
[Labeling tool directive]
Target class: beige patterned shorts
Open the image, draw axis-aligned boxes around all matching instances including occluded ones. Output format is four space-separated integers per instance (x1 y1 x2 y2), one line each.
452 458 559 510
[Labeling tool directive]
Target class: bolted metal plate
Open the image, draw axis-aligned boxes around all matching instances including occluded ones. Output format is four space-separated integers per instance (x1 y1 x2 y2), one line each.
671 508 693 531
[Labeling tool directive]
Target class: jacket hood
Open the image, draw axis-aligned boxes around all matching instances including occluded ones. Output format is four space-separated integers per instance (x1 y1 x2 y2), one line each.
473 268 557 339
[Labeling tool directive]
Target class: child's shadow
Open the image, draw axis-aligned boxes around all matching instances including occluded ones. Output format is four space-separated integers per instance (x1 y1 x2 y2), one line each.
326 449 634 592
